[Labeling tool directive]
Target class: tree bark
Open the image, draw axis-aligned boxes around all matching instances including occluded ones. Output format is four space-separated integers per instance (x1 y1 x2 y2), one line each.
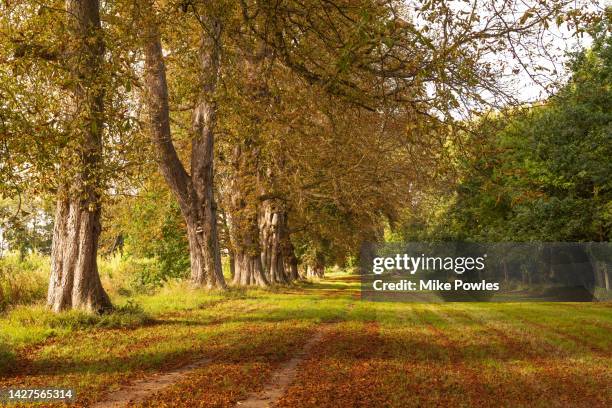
48 195 111 313
189 19 225 287
218 206 235 279
259 200 298 283
142 4 225 289
47 0 111 313
228 145 269 287
259 201 287 283
233 248 268 286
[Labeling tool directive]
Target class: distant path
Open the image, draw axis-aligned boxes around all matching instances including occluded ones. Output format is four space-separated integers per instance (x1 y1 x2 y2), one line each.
235 326 329 408
91 358 211 408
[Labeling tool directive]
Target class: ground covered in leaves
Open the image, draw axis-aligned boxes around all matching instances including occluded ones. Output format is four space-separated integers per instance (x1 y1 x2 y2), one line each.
0 275 610 407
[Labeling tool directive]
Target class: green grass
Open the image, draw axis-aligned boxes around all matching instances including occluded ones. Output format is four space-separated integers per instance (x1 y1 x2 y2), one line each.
0 274 610 407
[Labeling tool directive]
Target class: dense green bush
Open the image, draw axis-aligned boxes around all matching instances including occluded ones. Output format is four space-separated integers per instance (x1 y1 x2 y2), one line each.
395 22 611 243
103 178 191 287
99 255 165 295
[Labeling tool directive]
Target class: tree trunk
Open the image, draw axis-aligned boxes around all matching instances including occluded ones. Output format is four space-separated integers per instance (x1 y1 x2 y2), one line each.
259 200 298 283
229 252 236 279
47 0 111 313
189 19 225 287
259 201 287 283
233 249 268 286
306 251 325 279
48 195 111 313
306 263 325 279
218 204 234 279
142 4 225 289
228 144 269 287
285 240 300 281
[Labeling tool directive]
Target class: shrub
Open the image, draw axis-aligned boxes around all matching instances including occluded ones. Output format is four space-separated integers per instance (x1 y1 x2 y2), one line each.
0 252 48 311
99 255 165 295
99 255 186 295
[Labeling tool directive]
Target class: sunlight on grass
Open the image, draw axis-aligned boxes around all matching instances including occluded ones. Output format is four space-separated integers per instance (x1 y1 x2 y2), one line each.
0 274 609 407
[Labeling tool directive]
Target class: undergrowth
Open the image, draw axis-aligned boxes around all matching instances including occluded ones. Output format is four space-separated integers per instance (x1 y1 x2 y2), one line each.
0 252 48 311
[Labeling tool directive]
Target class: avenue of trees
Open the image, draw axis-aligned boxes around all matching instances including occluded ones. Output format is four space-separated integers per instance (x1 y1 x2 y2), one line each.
0 1 608 312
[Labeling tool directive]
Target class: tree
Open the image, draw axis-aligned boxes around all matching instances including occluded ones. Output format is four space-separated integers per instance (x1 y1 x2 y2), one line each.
1 0 142 312
396 13 611 243
140 1 226 288
46 0 113 313
134 0 598 288
223 0 600 276
0 196 53 260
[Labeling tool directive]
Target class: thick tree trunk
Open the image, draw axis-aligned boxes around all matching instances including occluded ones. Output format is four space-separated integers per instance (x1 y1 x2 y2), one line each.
47 0 111 313
180 210 225 288
189 20 225 287
142 5 225 289
184 221 222 287
285 240 299 281
306 253 326 279
231 232 268 287
233 249 268 286
228 145 268 287
259 201 298 283
48 195 111 313
259 202 287 284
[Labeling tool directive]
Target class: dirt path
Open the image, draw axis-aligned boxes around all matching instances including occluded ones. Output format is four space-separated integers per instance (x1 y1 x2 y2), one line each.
90 325 329 408
235 326 329 408
91 358 211 408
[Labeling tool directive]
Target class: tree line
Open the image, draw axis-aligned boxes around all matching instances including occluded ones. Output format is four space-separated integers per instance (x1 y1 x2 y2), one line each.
396 19 611 243
0 0 604 312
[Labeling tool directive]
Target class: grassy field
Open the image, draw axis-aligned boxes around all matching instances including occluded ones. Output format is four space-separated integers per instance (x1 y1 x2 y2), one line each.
0 274 610 407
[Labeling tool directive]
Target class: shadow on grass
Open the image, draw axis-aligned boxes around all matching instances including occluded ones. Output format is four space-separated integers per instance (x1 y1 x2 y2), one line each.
5 316 606 381
0 341 16 373
6 324 312 379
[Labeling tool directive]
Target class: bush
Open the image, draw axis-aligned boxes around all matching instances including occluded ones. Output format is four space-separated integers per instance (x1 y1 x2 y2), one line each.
0 252 48 311
98 255 189 295
105 182 191 287
99 255 165 295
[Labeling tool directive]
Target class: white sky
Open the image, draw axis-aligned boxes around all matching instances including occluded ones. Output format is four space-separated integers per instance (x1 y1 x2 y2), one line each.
516 24 594 102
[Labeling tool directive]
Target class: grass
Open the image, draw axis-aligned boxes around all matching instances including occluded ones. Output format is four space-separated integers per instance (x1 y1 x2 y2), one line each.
0 273 610 407
0 253 48 312
0 251 191 313
277 299 612 408
0 341 15 373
